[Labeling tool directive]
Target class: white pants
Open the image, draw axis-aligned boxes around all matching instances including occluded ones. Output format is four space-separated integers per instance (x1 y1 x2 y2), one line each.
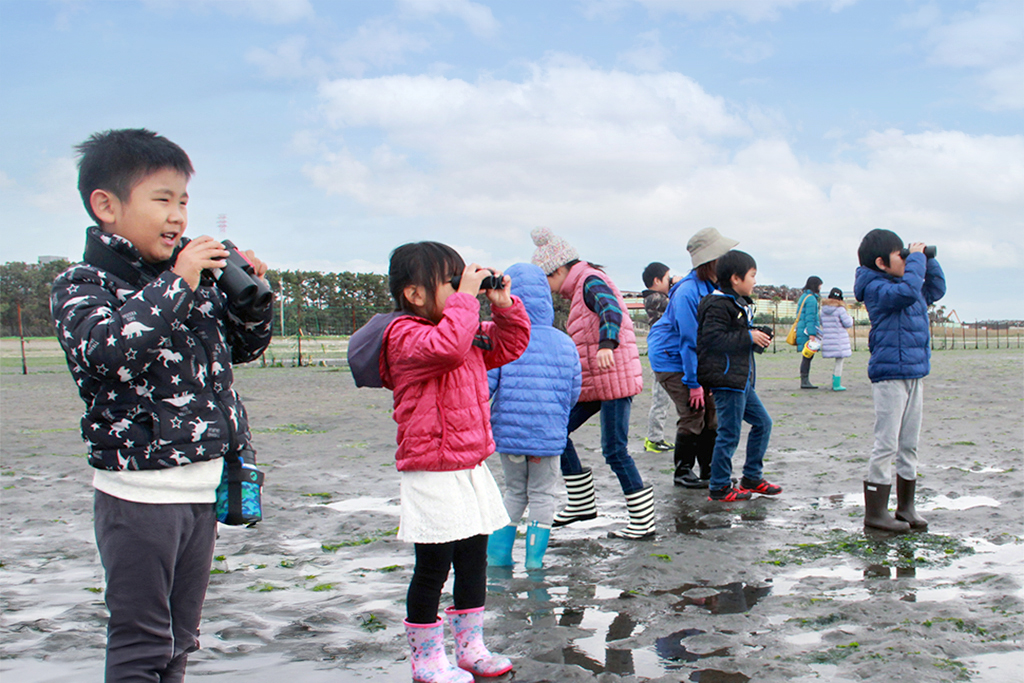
833 357 845 377
867 378 924 483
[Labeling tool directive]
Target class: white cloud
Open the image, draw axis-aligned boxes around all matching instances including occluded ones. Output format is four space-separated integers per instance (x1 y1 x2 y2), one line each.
303 61 1023 298
330 19 432 77
144 0 314 24
247 20 431 80
922 0 1024 110
24 157 81 217
397 0 499 37
618 30 669 71
627 0 857 22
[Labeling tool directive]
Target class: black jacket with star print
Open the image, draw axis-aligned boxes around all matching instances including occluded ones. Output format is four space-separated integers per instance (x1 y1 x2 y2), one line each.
50 227 273 472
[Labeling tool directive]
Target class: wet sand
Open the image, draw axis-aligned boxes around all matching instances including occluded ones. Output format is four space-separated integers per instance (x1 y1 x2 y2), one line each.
1 347 1022 682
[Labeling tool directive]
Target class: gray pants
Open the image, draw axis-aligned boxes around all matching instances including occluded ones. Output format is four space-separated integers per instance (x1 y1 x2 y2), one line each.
95 491 217 683
646 379 672 442
867 379 924 483
499 453 561 526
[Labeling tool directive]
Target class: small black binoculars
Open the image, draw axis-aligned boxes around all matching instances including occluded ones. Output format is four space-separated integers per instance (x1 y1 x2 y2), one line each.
752 325 774 353
450 270 504 291
899 245 937 260
205 240 273 312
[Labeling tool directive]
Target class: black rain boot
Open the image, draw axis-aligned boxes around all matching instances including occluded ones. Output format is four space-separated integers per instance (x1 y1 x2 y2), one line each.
894 476 928 531
673 435 703 488
800 356 817 389
696 428 716 482
863 481 910 533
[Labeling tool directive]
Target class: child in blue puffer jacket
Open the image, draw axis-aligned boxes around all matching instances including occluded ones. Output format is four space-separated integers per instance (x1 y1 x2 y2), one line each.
487 263 582 569
854 229 946 533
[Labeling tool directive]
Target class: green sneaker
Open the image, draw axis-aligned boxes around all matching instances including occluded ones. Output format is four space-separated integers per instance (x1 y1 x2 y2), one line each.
644 438 673 452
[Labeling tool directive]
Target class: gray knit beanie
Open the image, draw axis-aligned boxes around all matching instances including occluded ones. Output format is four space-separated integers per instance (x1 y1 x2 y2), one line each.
530 227 579 275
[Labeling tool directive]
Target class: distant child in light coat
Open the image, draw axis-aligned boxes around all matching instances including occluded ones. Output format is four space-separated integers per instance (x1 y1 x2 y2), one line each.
820 287 854 391
487 263 582 570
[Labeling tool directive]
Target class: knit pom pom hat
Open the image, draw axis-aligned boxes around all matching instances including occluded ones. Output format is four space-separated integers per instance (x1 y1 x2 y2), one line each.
531 227 579 275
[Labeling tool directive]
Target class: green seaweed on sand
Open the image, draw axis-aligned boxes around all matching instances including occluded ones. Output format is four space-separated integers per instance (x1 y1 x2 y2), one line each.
360 614 386 633
765 529 975 568
321 527 399 552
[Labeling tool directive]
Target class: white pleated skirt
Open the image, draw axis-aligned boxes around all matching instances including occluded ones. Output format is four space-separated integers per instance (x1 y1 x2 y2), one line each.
398 461 510 544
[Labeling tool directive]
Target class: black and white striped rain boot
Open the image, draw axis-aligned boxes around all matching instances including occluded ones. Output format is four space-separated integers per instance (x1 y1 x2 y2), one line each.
552 467 597 527
608 485 655 540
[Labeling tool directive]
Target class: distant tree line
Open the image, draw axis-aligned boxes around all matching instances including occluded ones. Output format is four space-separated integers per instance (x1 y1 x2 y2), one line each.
1 260 394 338
1 260 72 337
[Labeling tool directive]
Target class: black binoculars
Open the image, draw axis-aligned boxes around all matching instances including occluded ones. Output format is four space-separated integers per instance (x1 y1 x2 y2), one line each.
900 245 937 260
752 325 774 354
450 270 504 291
205 240 273 312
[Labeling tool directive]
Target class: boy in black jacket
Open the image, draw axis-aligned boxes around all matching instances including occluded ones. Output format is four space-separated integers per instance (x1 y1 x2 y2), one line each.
50 129 273 682
696 250 780 502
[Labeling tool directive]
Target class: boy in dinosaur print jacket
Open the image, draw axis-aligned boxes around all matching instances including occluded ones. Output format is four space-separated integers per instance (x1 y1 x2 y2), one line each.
50 129 272 682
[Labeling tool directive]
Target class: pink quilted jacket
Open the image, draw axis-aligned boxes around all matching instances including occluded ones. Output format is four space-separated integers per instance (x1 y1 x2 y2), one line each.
381 293 530 472
561 262 643 402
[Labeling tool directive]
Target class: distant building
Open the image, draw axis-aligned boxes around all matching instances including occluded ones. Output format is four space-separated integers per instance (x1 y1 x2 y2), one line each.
38 255 66 265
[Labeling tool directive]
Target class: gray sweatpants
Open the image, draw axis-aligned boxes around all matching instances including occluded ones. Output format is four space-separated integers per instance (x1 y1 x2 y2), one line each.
646 379 672 442
867 378 924 484
94 491 217 683
498 453 561 526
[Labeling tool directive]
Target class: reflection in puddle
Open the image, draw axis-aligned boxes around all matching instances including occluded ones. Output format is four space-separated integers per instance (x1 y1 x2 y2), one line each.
558 606 663 678
652 581 772 615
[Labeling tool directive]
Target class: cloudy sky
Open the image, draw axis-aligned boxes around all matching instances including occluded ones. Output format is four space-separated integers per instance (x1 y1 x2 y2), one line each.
1 0 1021 320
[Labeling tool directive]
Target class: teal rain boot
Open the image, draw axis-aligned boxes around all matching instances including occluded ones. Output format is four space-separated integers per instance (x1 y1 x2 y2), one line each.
832 375 847 391
486 525 516 567
524 521 550 569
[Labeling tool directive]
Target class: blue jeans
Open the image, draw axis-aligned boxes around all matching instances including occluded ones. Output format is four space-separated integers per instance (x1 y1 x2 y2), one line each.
709 386 773 491
560 397 644 495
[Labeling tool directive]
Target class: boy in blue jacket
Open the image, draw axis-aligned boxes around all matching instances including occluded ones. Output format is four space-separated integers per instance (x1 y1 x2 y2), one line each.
854 229 946 532
487 263 581 569
51 129 273 681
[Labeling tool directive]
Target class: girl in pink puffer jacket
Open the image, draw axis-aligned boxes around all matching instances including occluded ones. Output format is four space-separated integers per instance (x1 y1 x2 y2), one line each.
380 241 530 683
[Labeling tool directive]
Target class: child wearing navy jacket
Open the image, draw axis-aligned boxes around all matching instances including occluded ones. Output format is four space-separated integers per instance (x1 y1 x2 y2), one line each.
696 250 780 502
854 229 946 532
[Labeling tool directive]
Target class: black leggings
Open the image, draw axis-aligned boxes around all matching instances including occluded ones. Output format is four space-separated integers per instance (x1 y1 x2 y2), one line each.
407 534 488 624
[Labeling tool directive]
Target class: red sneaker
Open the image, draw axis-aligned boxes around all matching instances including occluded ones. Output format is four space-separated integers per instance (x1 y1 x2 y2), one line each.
740 478 783 495
708 487 752 502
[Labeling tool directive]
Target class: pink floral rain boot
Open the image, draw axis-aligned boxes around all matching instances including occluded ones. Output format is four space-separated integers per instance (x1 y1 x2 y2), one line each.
404 619 473 683
444 606 513 677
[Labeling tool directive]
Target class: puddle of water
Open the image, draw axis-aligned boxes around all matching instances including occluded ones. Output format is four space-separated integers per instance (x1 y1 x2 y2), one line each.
918 494 1000 511
652 582 772 615
788 493 862 512
655 628 731 667
960 650 1024 683
557 606 662 678
933 464 1007 474
324 497 399 514
688 669 752 683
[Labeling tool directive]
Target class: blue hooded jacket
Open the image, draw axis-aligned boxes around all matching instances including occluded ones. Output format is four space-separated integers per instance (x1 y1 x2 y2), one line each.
488 263 582 457
853 253 946 382
646 269 716 387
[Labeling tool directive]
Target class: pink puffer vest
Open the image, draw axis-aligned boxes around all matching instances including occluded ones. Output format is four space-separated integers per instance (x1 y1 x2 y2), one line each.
561 262 643 402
